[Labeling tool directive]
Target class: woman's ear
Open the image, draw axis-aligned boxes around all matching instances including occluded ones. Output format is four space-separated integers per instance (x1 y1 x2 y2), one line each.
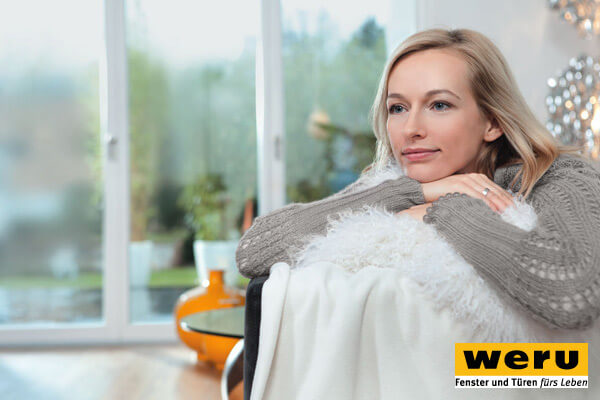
483 117 503 143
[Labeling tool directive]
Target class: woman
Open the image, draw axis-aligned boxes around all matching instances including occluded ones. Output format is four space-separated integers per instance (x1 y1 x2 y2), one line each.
235 28 600 330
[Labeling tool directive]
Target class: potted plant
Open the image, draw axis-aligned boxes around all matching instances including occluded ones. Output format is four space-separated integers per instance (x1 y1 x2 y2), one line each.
178 173 240 288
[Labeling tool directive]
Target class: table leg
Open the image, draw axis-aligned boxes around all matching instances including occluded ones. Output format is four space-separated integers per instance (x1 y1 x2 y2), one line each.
221 339 244 400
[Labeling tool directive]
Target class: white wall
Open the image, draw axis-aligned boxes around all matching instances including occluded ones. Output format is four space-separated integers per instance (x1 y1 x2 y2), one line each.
413 0 600 122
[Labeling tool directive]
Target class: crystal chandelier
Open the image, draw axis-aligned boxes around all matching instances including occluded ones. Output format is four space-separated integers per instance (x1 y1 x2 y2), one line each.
547 0 600 39
545 54 600 159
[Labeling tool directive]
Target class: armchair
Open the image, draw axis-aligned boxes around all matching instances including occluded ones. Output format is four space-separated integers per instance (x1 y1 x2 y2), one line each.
243 275 269 400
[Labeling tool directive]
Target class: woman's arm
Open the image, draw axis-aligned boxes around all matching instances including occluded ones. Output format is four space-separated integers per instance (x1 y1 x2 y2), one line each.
236 175 425 278
422 166 600 330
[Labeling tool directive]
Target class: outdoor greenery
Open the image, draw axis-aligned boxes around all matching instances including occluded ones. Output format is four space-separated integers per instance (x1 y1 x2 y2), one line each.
282 16 387 199
0 267 199 289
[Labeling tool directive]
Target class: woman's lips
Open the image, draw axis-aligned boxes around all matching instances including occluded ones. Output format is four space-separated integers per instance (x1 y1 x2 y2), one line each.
403 150 440 161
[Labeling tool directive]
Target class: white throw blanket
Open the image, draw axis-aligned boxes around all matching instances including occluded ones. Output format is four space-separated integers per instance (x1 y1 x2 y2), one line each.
249 162 600 400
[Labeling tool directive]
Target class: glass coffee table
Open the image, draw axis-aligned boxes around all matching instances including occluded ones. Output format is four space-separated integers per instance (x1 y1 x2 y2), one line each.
180 306 244 400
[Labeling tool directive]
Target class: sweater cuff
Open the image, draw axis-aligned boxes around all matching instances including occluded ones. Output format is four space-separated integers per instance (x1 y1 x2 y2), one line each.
386 176 426 211
422 192 529 289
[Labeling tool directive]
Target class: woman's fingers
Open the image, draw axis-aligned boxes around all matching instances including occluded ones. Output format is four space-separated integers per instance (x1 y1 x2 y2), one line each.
421 172 517 214
466 174 515 213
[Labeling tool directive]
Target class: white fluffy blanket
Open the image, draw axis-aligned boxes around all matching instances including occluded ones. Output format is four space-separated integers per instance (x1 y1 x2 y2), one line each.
249 162 600 400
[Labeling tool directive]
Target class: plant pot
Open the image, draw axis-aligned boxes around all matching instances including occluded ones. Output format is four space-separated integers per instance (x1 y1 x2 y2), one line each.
193 239 239 288
129 240 153 288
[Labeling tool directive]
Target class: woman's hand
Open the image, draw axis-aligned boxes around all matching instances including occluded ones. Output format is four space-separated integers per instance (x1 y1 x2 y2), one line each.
420 173 515 214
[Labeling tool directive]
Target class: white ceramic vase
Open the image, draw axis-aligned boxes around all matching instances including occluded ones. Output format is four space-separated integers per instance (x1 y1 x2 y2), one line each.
193 239 239 288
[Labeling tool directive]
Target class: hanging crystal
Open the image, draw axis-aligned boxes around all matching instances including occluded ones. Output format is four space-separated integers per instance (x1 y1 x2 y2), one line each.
547 0 600 39
545 54 600 159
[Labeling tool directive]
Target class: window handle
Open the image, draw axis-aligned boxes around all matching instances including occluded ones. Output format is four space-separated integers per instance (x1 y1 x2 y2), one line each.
104 134 118 146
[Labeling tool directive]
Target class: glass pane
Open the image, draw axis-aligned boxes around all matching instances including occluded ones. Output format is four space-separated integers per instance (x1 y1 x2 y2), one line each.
280 1 393 203
0 1 104 325
125 0 257 323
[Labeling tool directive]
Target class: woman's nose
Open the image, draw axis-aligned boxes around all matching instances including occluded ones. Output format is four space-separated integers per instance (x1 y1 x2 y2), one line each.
403 111 426 139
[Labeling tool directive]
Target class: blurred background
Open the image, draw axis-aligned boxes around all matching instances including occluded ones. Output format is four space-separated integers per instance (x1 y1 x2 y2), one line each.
0 0 599 399
0 0 404 331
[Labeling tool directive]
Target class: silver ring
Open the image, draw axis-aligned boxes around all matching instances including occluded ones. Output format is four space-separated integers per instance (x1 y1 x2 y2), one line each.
482 187 490 197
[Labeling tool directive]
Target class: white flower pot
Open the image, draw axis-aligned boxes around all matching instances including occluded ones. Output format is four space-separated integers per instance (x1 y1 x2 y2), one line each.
129 240 153 288
193 239 239 288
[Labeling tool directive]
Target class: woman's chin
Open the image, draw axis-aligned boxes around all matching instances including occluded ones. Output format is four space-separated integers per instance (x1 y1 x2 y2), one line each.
406 174 431 183
404 167 447 183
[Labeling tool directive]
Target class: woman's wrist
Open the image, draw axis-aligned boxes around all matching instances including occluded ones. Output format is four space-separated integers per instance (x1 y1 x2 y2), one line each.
421 181 431 203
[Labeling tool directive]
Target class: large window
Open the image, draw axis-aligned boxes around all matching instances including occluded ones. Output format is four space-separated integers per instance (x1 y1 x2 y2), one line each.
0 0 417 344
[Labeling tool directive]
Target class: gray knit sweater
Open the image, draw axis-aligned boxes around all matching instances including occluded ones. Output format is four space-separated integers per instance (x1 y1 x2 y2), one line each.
235 153 600 330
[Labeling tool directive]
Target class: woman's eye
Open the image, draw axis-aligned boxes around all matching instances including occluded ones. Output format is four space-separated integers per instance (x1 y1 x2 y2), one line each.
389 104 404 114
388 101 451 114
432 101 451 111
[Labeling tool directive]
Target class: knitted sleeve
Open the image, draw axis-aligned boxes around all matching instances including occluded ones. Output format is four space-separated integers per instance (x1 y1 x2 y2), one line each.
235 175 425 278
422 166 600 330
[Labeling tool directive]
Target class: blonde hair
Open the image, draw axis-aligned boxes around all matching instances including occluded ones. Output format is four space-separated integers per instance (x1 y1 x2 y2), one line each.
364 28 584 199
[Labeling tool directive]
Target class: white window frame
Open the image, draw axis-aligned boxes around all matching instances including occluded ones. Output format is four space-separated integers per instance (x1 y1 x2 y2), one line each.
257 0 286 216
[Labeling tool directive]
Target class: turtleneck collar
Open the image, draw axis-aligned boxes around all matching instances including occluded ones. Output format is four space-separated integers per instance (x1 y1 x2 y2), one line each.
493 161 524 189
492 153 581 191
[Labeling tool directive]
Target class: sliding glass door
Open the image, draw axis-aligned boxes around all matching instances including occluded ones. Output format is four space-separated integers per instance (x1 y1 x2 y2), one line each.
0 0 417 345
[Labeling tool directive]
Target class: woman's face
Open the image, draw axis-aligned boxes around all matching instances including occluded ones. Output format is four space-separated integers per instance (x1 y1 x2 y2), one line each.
386 48 502 183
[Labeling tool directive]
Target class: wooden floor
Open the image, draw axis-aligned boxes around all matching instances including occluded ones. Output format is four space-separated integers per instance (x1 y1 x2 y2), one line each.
0 343 243 400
